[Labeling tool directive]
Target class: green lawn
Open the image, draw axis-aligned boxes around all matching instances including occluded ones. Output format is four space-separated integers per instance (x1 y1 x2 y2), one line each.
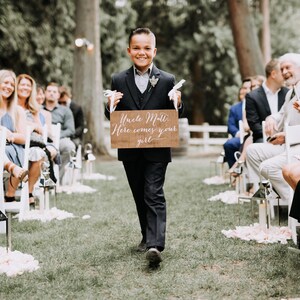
0 154 300 300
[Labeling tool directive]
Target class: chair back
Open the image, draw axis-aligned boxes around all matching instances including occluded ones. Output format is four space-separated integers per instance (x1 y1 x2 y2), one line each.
0 125 31 230
284 122 300 244
238 120 245 144
51 123 61 149
42 124 48 144
0 127 7 222
285 122 300 163
262 121 267 143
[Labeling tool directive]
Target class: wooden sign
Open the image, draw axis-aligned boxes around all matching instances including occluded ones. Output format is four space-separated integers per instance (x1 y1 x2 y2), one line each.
110 110 179 148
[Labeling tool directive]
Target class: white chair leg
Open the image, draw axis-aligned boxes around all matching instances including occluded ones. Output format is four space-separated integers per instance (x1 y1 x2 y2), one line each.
39 188 45 212
45 188 50 210
7 212 12 251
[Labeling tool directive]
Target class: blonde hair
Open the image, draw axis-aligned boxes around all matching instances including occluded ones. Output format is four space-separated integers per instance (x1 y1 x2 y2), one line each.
17 74 40 114
0 69 18 125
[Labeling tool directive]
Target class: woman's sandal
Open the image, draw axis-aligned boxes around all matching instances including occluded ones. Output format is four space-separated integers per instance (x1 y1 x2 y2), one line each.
29 193 35 210
4 195 16 202
5 162 29 183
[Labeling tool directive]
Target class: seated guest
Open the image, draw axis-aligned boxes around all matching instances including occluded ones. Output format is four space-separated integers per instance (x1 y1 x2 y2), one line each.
44 82 75 184
246 53 300 200
0 69 27 202
59 85 85 148
250 75 265 90
223 78 251 168
228 75 265 176
17 74 58 208
246 59 288 143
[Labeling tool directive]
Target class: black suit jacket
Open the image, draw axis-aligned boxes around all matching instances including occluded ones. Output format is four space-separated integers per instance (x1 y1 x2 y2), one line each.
70 101 84 140
105 65 184 162
245 86 289 142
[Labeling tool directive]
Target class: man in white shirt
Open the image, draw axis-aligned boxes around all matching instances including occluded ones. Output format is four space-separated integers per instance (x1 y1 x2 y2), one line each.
246 59 288 143
246 53 300 201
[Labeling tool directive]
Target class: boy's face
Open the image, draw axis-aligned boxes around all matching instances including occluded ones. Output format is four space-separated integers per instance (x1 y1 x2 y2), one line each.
127 33 157 73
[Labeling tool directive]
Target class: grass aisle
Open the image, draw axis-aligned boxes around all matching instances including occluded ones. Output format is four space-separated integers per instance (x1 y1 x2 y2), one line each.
1 155 300 299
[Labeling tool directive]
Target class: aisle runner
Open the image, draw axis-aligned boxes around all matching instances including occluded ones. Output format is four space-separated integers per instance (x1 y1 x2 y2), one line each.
203 176 229 185
222 223 292 244
0 247 39 277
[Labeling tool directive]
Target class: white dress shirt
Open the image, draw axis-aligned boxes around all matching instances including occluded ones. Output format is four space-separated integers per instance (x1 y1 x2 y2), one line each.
262 81 280 115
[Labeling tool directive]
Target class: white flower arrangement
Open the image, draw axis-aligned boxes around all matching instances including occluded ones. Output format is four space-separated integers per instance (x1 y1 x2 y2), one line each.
148 75 159 92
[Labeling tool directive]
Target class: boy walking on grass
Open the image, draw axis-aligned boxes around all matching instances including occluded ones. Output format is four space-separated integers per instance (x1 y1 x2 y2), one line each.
105 28 184 268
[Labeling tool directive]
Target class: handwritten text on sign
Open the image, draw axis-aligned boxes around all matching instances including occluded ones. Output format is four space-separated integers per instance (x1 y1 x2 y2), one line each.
110 110 179 148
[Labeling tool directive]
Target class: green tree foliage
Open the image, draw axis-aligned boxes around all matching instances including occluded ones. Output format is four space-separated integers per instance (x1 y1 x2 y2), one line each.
100 0 136 89
0 0 299 125
131 0 240 124
0 0 136 88
0 0 75 86
269 0 300 57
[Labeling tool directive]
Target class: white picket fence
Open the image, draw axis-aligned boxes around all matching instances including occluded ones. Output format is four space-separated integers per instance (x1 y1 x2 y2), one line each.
188 122 228 152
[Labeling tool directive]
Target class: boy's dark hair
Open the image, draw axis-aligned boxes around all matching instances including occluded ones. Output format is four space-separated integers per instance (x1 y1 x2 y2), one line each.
128 28 155 46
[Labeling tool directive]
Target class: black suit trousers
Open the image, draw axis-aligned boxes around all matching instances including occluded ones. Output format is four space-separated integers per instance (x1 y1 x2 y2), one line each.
123 158 168 251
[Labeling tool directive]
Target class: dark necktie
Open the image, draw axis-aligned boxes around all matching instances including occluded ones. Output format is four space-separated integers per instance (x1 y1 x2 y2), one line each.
290 86 296 100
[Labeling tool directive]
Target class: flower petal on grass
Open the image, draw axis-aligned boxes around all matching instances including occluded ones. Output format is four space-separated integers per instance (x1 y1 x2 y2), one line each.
203 176 228 185
222 223 292 244
208 190 239 204
17 207 75 222
0 247 39 277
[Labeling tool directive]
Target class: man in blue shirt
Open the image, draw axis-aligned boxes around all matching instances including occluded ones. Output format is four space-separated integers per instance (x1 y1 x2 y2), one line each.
44 82 75 184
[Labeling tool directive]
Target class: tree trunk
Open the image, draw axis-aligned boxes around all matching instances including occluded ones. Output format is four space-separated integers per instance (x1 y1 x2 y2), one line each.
73 0 107 154
259 0 271 64
190 57 205 134
227 0 264 78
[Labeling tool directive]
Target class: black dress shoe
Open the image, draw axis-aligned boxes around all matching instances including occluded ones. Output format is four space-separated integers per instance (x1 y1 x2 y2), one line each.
146 248 162 267
137 241 147 252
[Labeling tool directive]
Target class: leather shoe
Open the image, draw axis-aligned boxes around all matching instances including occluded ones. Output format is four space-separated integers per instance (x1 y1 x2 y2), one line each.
137 241 147 252
146 248 162 267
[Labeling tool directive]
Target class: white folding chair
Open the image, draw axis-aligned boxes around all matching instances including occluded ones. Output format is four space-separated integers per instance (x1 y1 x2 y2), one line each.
0 125 31 250
0 127 7 213
232 120 248 194
83 143 96 176
260 120 287 220
0 126 9 250
262 121 267 143
285 122 300 245
63 144 82 187
36 123 60 210
51 123 61 196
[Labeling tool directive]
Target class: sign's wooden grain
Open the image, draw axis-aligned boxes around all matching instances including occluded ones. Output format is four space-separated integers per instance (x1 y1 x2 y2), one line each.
110 110 179 148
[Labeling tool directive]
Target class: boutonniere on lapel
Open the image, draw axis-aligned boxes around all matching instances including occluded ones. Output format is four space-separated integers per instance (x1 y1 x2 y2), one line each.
148 76 159 92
